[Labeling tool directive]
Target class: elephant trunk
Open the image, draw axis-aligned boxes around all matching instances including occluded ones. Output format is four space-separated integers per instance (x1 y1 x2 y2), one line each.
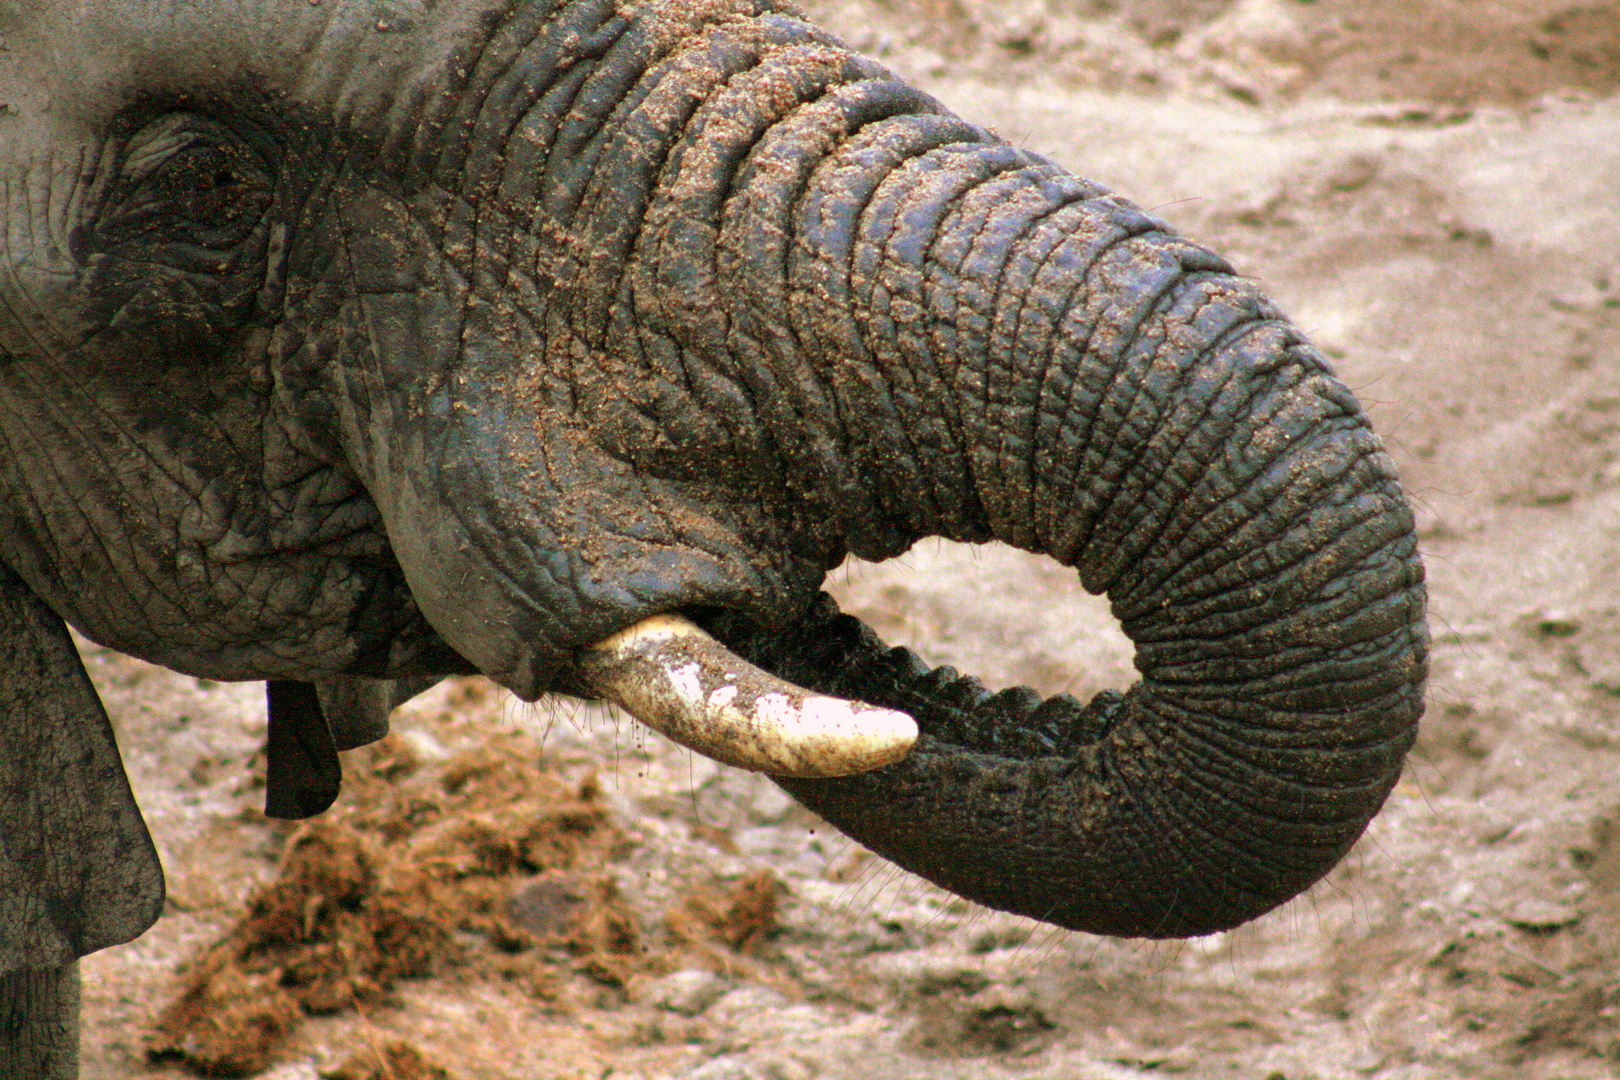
668 32 1428 936
341 0 1424 935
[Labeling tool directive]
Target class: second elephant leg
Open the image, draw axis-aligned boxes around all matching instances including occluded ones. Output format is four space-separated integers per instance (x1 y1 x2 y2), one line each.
0 962 80 1080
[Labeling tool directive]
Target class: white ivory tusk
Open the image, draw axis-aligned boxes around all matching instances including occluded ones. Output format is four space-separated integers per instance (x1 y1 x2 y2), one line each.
577 613 918 778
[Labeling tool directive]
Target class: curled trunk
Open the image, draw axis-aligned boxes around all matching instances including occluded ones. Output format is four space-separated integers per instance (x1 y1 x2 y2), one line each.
583 1 1429 936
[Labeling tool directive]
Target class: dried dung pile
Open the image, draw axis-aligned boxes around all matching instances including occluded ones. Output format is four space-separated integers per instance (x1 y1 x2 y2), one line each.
145 715 794 1077
148 730 657 1075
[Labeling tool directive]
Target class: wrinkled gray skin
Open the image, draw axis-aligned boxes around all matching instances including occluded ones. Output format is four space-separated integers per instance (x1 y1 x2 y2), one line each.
0 0 1429 1074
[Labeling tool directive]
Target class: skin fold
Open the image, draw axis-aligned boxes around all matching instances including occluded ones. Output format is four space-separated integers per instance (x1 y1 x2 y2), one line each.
0 0 1428 1073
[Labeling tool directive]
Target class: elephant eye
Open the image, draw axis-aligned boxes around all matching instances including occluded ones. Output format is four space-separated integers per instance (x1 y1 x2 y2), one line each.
91 113 275 254
68 112 280 361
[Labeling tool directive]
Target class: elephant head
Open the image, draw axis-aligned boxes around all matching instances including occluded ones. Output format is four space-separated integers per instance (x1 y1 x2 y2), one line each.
0 0 1427 1070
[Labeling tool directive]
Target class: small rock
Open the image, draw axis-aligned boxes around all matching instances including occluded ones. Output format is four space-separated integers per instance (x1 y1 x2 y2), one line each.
1323 153 1381 193
650 969 729 1017
1533 612 1582 638
1504 898 1580 933
705 986 790 1027
685 1058 760 1080
1548 281 1609 312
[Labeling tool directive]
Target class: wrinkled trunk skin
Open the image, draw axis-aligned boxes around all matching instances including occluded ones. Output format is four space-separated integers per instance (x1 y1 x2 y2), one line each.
485 0 1429 935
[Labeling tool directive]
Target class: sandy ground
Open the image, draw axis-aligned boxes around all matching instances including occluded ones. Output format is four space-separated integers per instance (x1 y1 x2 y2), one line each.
71 1 1620 1078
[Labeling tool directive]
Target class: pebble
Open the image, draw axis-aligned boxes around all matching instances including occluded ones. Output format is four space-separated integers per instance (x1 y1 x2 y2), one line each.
1502 898 1581 932
650 968 729 1017
685 1058 760 1080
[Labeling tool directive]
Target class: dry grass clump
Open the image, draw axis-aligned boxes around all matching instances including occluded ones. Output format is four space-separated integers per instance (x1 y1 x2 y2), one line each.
149 719 793 1077
149 731 635 1076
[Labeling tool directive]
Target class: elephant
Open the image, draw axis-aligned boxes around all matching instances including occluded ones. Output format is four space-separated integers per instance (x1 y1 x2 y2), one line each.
0 0 1429 1074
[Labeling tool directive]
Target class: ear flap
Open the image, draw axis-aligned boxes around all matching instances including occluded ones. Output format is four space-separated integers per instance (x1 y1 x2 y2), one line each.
0 564 164 971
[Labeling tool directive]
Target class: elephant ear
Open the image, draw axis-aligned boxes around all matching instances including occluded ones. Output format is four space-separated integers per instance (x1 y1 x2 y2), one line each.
0 562 163 971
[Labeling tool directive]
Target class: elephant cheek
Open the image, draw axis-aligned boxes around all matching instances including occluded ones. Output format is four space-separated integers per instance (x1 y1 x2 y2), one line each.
366 422 832 699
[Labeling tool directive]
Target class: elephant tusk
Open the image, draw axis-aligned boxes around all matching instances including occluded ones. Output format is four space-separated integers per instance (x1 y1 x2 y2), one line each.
577 613 918 777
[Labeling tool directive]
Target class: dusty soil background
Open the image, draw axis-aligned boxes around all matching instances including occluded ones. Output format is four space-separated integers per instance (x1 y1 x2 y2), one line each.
74 1 1620 1078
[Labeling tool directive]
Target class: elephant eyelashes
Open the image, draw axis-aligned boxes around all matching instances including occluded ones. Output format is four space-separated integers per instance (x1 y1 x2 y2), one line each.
70 112 277 359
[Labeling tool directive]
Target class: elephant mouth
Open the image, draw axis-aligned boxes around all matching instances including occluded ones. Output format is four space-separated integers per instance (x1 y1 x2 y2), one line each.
577 610 918 777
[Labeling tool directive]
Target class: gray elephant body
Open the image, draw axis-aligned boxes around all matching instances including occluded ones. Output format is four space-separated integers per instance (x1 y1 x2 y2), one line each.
0 0 1427 1074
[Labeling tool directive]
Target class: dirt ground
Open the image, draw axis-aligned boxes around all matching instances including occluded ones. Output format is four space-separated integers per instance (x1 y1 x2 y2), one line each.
74 1 1620 1078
